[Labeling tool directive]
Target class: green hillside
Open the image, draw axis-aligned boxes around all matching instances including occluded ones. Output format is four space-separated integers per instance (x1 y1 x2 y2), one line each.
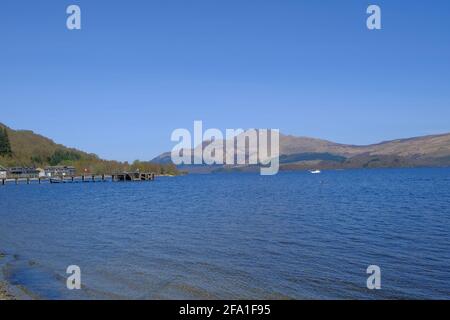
0 123 179 175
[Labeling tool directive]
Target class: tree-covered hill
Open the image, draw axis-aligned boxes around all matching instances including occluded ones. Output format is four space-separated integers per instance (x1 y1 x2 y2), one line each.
0 123 179 175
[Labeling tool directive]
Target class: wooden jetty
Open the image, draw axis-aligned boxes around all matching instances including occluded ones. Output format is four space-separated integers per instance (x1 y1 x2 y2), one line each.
113 172 155 182
1 172 155 186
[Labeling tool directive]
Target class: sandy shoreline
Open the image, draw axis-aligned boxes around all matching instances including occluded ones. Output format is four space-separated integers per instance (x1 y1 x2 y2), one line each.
0 252 15 300
0 281 14 300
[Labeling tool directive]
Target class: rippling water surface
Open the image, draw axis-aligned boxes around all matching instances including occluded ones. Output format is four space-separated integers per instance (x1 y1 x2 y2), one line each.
0 168 449 299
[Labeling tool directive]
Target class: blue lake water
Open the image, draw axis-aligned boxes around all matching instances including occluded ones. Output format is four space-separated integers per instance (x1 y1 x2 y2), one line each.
0 168 449 299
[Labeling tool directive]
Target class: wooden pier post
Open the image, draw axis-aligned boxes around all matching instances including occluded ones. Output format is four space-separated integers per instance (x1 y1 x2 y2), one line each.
82 175 85 182
102 174 105 182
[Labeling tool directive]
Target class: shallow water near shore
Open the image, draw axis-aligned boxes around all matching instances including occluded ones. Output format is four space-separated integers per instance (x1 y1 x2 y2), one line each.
1 168 449 299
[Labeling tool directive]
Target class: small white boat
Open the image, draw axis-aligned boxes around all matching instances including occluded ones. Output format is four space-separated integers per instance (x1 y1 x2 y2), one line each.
310 170 321 174
50 178 65 184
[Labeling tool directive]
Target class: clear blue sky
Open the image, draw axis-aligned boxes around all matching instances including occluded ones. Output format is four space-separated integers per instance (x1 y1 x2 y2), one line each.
1 0 449 161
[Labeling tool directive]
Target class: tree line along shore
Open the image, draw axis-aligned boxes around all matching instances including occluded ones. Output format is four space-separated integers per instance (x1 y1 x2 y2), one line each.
0 123 180 176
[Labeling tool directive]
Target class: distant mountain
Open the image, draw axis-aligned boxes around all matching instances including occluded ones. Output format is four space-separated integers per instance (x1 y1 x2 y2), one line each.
152 132 450 172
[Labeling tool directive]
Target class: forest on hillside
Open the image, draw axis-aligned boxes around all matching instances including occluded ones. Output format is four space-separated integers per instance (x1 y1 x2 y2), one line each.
0 123 180 175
